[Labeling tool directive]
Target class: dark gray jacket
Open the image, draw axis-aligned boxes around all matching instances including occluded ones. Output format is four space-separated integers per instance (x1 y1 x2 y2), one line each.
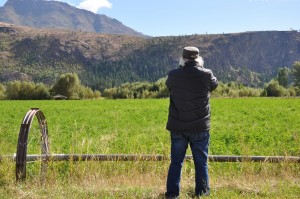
166 61 218 133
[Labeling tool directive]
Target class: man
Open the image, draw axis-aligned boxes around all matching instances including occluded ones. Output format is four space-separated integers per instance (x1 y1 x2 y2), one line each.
165 46 218 198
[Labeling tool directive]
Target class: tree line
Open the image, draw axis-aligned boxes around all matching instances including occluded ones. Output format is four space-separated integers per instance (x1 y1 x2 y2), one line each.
102 61 300 98
0 73 101 100
0 62 300 100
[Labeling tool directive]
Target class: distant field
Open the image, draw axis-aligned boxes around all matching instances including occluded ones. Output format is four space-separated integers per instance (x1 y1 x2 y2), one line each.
0 98 299 156
0 98 299 198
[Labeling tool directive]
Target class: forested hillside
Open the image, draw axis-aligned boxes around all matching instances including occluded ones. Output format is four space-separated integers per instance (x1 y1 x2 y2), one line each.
1 22 300 90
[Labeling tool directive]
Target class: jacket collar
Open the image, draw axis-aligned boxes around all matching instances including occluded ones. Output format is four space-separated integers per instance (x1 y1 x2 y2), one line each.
184 61 198 67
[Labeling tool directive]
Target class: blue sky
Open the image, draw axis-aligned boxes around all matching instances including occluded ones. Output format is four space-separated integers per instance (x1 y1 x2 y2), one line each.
0 0 299 36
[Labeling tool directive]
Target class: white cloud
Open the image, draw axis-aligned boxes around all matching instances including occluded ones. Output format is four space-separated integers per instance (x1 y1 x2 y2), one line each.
77 0 112 13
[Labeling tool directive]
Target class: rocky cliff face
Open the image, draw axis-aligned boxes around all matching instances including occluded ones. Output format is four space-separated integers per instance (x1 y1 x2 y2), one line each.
201 31 300 82
0 0 144 36
213 31 300 70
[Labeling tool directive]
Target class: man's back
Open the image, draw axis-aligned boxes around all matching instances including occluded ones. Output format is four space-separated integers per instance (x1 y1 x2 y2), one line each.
166 61 218 132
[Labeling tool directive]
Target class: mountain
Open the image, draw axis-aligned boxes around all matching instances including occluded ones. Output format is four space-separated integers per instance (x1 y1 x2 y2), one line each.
0 0 144 37
1 22 300 90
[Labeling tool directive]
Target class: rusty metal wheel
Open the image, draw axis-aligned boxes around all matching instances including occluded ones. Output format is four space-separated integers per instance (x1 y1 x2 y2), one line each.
15 108 50 182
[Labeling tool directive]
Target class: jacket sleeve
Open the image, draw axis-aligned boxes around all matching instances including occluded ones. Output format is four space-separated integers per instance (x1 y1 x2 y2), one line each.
209 71 218 92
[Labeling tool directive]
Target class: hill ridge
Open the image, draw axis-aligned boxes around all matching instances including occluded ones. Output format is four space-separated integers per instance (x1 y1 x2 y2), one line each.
0 0 145 36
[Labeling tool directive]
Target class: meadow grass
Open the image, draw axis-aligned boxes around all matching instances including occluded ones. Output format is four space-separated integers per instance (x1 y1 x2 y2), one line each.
0 98 300 198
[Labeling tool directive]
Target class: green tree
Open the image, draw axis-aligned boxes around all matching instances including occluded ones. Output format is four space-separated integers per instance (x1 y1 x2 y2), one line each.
0 83 6 99
154 77 169 98
102 88 117 98
33 83 50 99
93 90 101 99
52 73 81 99
276 67 289 88
292 61 300 87
6 81 40 100
19 81 35 99
6 81 21 100
78 86 101 99
264 80 288 97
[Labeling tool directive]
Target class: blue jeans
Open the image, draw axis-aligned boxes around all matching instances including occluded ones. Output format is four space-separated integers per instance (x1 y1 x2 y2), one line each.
165 131 210 197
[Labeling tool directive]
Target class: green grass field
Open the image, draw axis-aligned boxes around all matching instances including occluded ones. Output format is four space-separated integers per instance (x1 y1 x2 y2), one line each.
0 98 300 198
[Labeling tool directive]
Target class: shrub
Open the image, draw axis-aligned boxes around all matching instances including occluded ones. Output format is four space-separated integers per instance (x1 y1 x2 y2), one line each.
228 89 239 98
0 83 6 99
264 80 289 97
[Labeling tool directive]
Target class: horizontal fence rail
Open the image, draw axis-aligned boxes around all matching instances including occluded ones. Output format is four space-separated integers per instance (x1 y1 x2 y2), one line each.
1 154 300 163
